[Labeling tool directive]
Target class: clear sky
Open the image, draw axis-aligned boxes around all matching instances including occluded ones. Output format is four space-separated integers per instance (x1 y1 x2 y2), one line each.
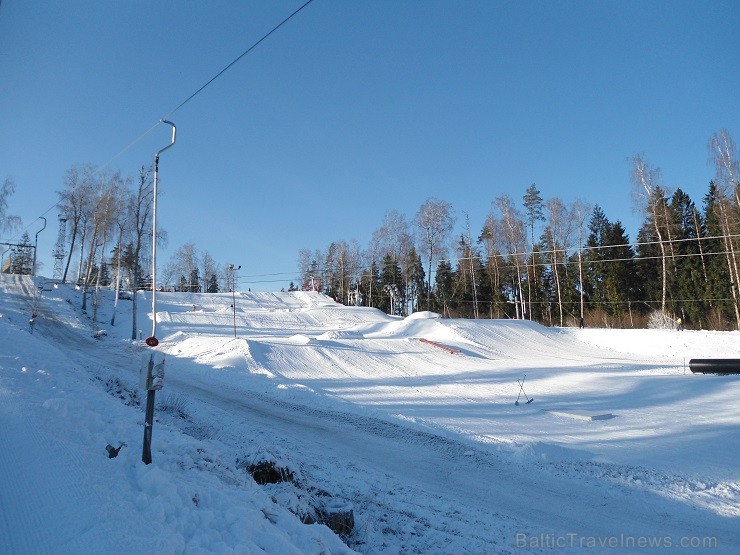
1 0 738 291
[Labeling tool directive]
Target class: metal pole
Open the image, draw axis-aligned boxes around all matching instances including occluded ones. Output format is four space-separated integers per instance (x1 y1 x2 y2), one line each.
32 217 46 276
151 120 176 341
142 356 155 464
229 264 241 338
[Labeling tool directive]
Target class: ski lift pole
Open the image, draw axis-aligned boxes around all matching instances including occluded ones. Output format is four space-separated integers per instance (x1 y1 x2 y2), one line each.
150 120 176 343
32 217 46 276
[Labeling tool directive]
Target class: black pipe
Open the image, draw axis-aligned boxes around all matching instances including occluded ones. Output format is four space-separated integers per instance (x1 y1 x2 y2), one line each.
689 359 740 374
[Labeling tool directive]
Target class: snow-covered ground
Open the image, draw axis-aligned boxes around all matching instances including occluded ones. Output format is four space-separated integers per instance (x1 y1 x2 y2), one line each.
1 273 738 554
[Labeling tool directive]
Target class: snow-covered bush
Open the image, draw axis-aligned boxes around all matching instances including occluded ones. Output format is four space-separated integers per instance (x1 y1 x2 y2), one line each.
647 310 676 330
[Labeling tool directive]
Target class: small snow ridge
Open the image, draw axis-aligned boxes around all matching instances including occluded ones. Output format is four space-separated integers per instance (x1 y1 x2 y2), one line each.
317 330 363 340
406 311 441 320
289 334 315 345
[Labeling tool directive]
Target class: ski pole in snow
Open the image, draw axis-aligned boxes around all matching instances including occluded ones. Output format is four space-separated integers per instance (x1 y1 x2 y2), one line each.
515 375 533 405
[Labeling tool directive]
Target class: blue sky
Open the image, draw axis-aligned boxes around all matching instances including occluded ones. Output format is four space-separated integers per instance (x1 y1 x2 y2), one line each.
1 0 738 291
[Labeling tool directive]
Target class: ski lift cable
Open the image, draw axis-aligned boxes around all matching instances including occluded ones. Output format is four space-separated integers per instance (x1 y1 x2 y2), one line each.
104 0 315 167
18 0 317 241
163 0 315 120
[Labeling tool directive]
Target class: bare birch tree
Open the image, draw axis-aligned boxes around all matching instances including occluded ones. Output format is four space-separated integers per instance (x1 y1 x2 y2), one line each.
372 210 414 312
631 153 670 311
544 197 573 326
57 164 96 283
495 195 527 318
571 199 592 326
127 166 154 340
413 198 456 310
0 177 21 235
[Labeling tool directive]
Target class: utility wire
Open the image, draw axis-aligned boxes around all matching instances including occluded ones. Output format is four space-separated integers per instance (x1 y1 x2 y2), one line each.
10 1 317 255
163 0 315 119
260 234 740 279
103 0 315 168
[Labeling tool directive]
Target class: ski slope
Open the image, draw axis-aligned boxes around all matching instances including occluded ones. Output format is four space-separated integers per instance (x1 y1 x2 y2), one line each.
1 273 738 553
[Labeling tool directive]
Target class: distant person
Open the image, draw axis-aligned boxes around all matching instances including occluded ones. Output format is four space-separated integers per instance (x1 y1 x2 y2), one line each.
676 317 683 331
192 305 196 311
29 312 37 333
579 316 585 329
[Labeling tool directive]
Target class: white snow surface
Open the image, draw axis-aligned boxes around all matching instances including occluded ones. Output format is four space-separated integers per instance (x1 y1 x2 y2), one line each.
1 273 739 554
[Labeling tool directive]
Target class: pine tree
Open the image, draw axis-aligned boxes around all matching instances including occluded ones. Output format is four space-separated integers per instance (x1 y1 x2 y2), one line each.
668 189 706 327
10 232 34 275
434 260 455 316
189 268 200 293
207 273 219 293
703 182 734 328
603 220 637 325
586 207 638 325
523 184 544 320
99 260 111 287
404 247 425 314
585 206 610 311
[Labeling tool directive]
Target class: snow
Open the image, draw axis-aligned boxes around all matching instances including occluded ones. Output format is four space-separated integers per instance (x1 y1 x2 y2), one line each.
1 273 739 554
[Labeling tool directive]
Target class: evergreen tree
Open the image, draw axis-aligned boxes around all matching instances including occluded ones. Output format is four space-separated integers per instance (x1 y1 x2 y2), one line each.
586 206 638 324
585 206 610 311
523 184 545 320
99 260 111 287
703 182 734 328
189 268 200 293
635 221 662 312
404 247 425 314
207 273 219 293
523 184 544 244
10 232 34 275
434 260 455 316
603 220 638 324
668 189 706 327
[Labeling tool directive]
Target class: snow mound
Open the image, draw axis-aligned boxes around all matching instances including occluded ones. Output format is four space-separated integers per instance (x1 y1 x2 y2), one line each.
317 330 364 340
289 334 315 345
406 311 442 320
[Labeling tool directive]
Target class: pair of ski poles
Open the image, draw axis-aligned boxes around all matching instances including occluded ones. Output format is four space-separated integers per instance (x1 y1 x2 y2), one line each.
515 375 533 405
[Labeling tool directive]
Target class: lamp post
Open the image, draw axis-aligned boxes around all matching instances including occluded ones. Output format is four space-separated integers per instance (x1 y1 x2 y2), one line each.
32 217 46 276
228 264 241 338
142 120 175 466
150 120 176 344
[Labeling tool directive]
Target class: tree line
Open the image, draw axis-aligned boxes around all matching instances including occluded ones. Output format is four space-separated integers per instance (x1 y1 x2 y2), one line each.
295 128 740 330
53 164 235 336
1 164 232 340
2 128 738 332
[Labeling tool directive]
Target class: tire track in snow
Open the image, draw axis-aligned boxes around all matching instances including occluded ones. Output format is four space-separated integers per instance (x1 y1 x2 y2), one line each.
169 373 740 553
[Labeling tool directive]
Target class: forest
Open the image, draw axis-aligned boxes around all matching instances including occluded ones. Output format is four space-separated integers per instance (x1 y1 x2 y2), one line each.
295 129 740 331
1 129 738 331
